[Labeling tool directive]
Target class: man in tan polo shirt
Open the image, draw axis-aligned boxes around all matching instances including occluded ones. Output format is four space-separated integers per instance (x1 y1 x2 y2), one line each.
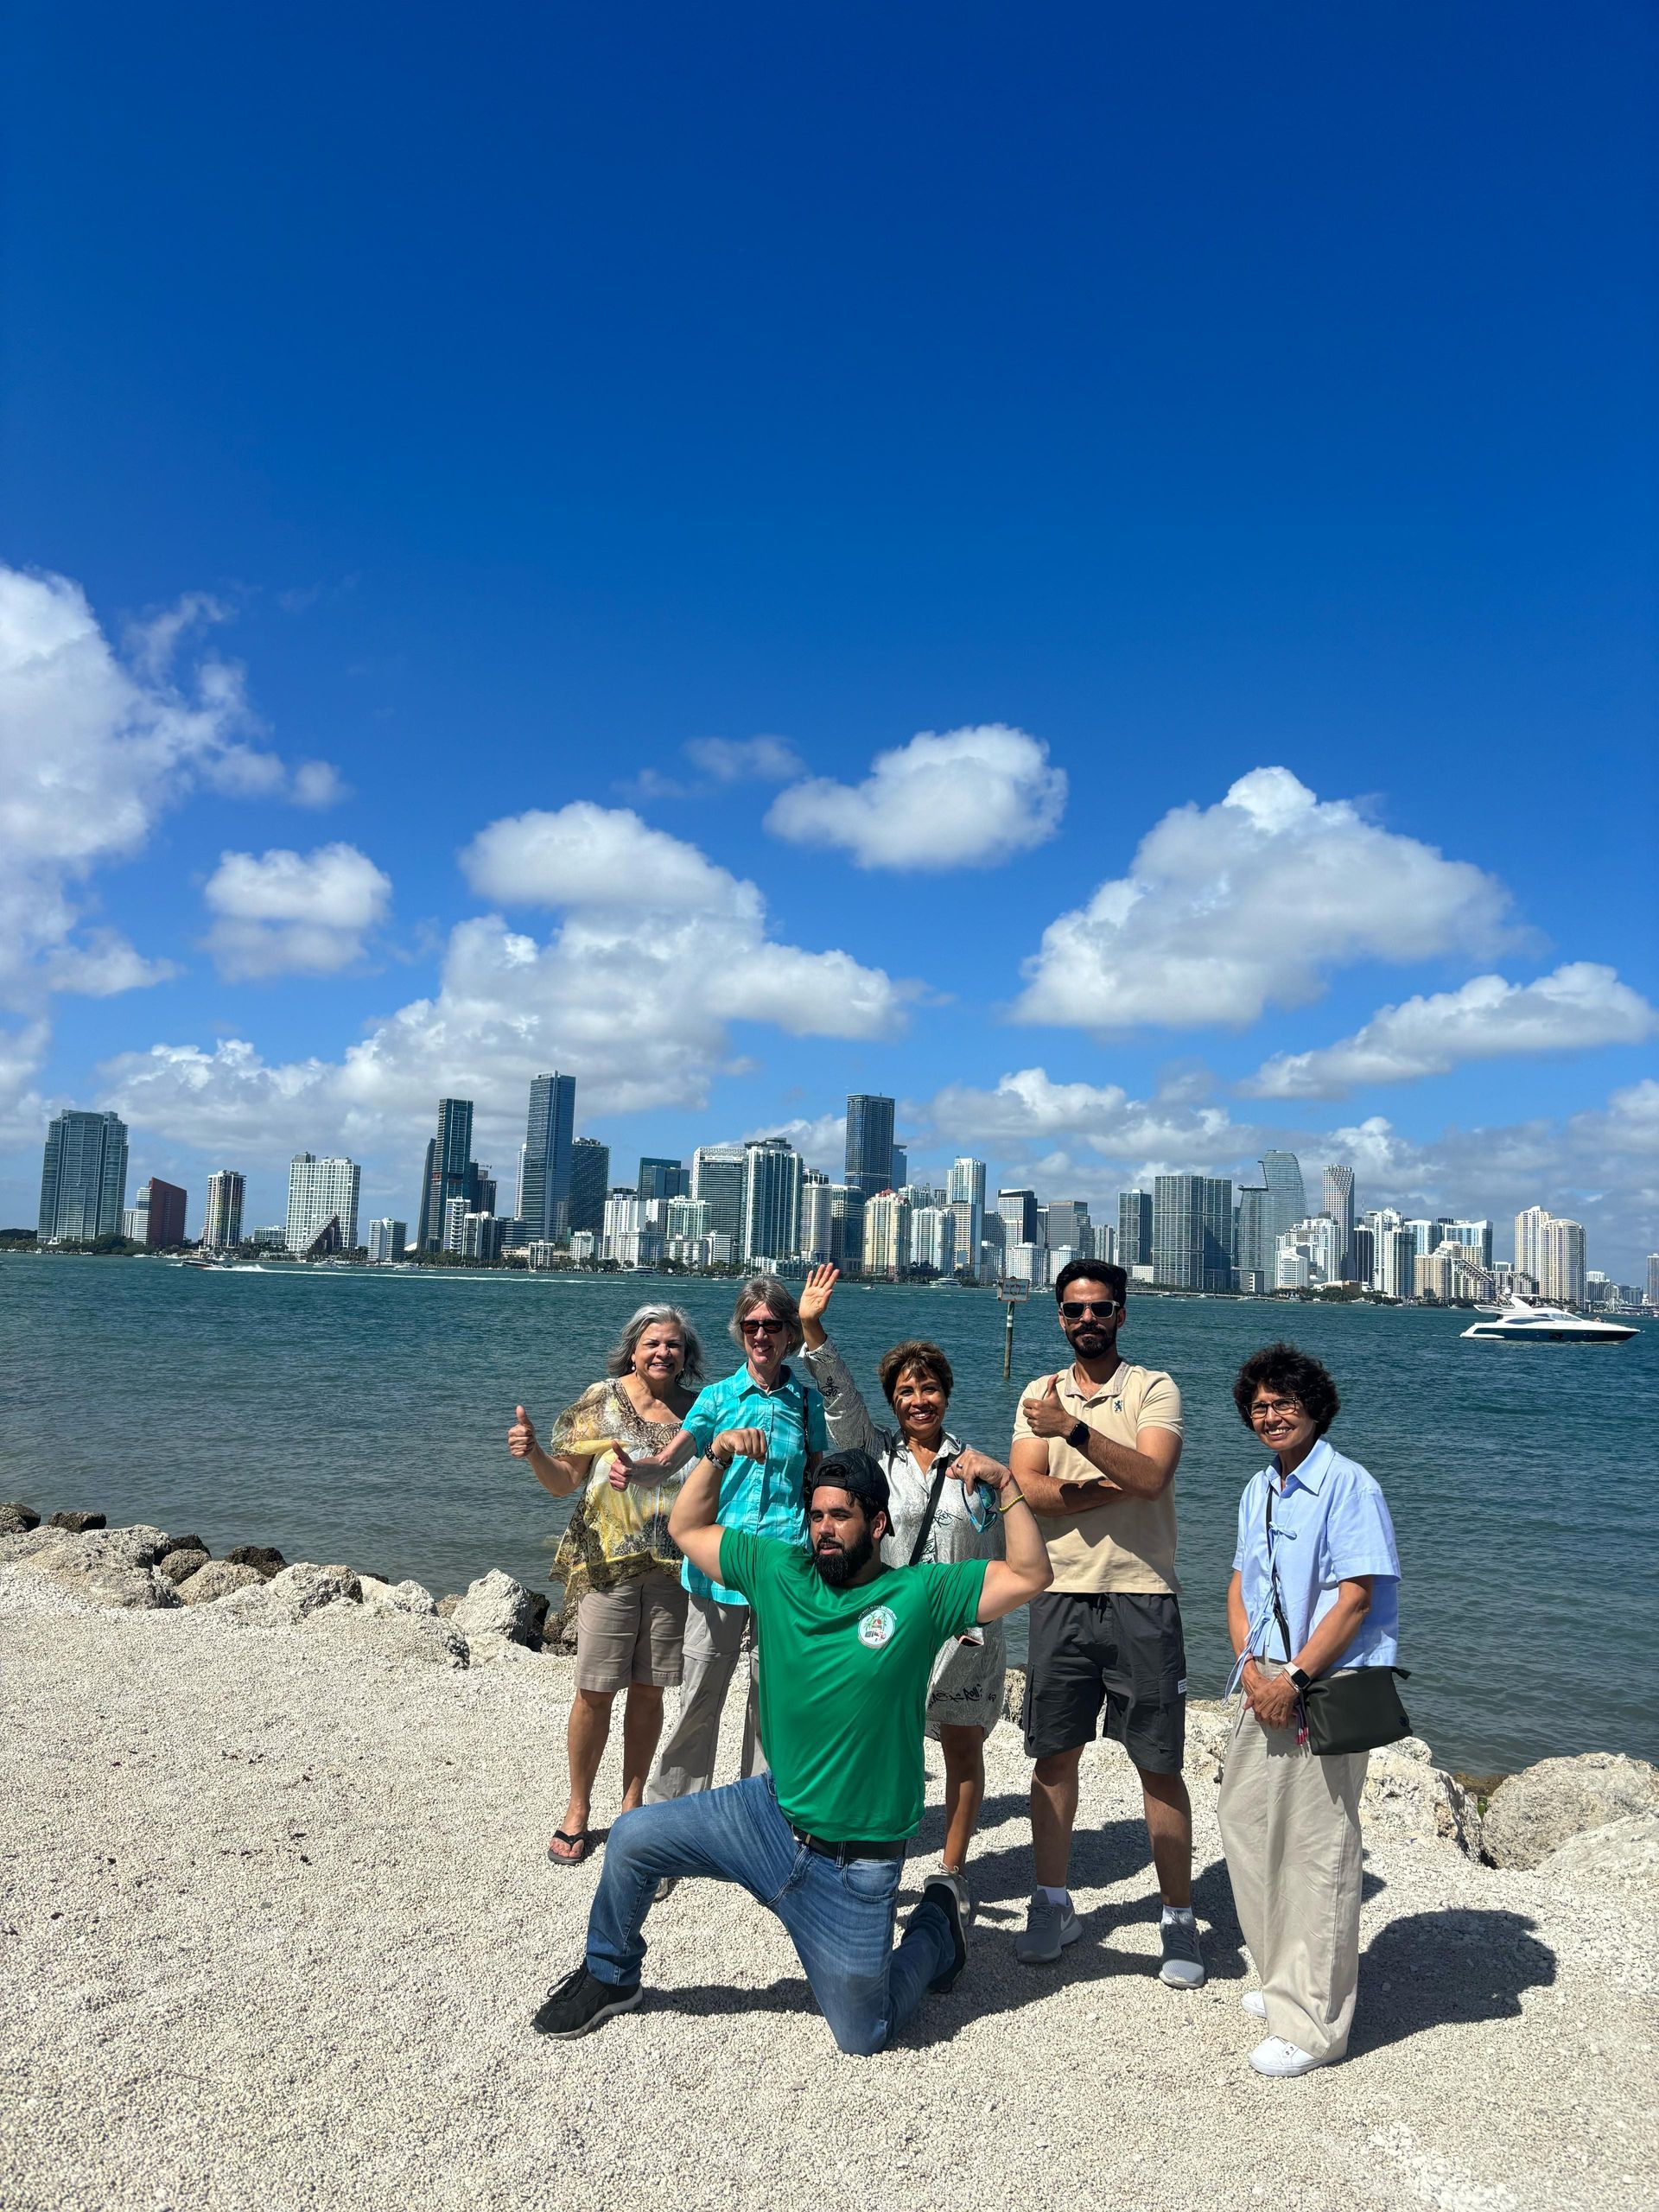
1007 1259 1204 1988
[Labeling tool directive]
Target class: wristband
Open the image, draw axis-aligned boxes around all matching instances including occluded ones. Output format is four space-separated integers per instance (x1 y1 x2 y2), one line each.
997 1487 1027 1513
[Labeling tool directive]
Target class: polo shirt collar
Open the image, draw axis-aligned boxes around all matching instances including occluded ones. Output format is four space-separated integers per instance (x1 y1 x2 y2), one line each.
736 1362 796 1399
1272 1435 1334 1495
1060 1360 1129 1406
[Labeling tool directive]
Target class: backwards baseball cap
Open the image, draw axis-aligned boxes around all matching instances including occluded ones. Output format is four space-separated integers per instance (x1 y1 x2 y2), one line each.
803 1446 891 1527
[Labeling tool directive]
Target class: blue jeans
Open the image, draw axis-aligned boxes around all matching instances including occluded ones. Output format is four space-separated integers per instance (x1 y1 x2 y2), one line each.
585 1774 955 2055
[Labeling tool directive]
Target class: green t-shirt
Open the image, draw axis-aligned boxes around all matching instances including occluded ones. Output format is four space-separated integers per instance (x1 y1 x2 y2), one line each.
717 1527 987 1843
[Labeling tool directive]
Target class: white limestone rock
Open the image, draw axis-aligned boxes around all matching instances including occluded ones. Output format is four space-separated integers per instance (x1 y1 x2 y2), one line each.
449 1569 540 1646
305 1599 468 1669
263 1562 363 1619
1536 1813 1659 1894
175 1559 266 1606
1483 1752 1659 1871
1361 1736 1483 1857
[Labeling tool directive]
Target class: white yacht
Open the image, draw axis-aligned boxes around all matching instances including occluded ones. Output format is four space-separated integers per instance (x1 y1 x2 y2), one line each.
1461 1296 1638 1345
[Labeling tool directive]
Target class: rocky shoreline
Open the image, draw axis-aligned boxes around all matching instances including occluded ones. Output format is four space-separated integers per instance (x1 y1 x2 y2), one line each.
5 1501 1654 1885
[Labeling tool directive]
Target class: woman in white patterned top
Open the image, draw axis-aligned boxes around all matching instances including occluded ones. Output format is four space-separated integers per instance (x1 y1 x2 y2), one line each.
797 1264 1010 1909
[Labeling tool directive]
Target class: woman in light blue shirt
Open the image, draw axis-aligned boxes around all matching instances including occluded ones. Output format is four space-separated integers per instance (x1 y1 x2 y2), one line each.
1219 1343 1402 2079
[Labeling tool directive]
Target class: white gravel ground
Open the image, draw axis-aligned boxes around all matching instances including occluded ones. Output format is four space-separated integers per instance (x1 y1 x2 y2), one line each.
3 1570 1656 2212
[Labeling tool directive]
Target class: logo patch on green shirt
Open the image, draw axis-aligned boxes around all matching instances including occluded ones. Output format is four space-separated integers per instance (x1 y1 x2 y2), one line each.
857 1604 898 1650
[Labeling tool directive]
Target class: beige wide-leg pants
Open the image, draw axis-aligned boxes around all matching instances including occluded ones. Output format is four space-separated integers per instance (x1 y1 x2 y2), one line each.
644 1594 766 1803
1217 1704 1369 2063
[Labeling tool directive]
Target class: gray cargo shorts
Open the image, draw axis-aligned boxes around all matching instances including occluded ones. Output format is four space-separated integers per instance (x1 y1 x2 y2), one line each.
1021 1591 1186 1775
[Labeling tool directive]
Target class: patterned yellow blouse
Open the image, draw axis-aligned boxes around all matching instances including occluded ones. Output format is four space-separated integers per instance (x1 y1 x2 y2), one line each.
548 1378 688 1617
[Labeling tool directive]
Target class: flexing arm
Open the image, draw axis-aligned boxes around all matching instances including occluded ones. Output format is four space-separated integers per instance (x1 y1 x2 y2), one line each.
974 1465 1053 1621
665 1425 766 1584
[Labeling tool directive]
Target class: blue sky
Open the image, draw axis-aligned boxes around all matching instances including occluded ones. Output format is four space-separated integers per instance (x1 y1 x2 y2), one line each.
3 1 1655 1269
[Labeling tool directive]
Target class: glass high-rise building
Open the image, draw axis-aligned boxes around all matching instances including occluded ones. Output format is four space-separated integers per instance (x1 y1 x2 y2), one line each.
741 1137 803 1264
1117 1190 1152 1270
568 1138 611 1236
367 1218 408 1262
997 1188 1039 1246
1321 1164 1356 1277
517 1073 575 1243
1233 1185 1272 1292
139 1178 188 1249
1153 1173 1234 1290
947 1158 986 1281
39 1109 129 1243
1259 1152 1306 1249
798 1171 833 1262
1045 1199 1090 1250
417 1098 478 1252
638 1155 690 1202
690 1144 747 1248
203 1169 245 1250
844 1094 895 1201
829 1183 866 1272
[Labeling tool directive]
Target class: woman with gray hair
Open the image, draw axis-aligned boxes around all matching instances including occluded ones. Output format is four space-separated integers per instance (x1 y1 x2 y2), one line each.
508 1304 704 1865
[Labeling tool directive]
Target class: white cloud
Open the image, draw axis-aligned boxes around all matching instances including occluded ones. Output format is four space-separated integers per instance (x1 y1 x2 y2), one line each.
766 724 1067 871
104 810 912 1158
0 1020 50 1150
0 564 347 1009
1015 767 1515 1033
292 760 350 809
928 1065 1245 1171
1243 963 1657 1098
203 844 393 980
43 931 180 997
741 1111 847 1173
685 735 804 783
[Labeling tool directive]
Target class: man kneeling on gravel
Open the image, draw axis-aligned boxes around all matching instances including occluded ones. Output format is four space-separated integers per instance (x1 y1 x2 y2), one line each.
531 1438 1051 2053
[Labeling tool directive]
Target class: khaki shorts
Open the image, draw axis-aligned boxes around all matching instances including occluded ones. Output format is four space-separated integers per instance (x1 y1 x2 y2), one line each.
575 1568 689 1692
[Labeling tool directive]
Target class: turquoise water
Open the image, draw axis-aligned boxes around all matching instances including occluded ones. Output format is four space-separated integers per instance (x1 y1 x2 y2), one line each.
3 1256 1655 1776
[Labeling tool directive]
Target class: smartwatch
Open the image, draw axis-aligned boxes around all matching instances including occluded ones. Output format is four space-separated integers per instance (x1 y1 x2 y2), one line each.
1286 1665 1312 1693
1065 1419 1091 1454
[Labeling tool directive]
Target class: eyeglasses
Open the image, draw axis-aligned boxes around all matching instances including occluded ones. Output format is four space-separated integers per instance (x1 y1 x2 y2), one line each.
1060 1300 1119 1319
741 1318 785 1337
1249 1397 1303 1421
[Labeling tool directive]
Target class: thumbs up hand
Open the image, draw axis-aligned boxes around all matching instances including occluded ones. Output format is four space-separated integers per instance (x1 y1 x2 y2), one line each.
508 1404 537 1459
1020 1374 1073 1440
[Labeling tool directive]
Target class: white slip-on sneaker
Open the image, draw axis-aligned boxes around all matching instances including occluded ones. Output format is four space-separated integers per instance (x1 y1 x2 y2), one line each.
1249 2035 1323 2078
1241 1990 1268 2019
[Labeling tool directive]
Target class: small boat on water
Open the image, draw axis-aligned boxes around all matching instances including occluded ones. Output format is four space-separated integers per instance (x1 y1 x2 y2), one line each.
1461 1296 1638 1345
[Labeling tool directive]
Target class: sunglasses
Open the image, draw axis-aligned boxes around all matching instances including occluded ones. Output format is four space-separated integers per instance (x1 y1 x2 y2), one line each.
741 1318 785 1337
1060 1300 1119 1319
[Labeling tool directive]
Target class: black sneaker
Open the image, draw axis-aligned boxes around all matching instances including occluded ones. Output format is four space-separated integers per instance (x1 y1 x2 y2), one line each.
921 1873 969 1993
531 1964 643 2038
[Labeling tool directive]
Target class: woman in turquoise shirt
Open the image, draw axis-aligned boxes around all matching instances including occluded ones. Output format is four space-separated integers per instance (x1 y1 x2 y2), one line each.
1220 1342 1402 2079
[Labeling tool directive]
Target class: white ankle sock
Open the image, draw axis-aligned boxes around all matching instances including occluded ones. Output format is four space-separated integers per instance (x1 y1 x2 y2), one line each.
1161 1904 1194 1925
1038 1885 1071 1908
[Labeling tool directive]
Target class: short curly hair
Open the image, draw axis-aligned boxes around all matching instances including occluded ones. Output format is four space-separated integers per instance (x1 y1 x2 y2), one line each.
877 1339 954 1406
1232 1343 1341 1438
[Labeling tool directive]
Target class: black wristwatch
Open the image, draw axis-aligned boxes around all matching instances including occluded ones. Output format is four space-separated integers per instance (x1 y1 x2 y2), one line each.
1066 1419 1091 1454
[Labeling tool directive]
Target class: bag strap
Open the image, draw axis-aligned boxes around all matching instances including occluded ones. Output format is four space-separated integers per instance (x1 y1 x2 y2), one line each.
907 1456 953 1567
1264 1480 1294 1662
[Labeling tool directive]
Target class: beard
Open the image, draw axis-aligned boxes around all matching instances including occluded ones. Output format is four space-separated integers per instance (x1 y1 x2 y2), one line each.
1068 1324 1116 1357
812 1527 875 1586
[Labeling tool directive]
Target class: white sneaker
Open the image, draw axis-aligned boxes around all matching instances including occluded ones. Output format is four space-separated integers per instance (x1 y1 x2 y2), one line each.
1241 1990 1267 2019
1014 1893 1081 1964
1249 2035 1323 2078
935 1867 976 1925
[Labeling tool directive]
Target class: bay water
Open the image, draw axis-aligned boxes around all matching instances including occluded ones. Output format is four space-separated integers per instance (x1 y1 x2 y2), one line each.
3 1256 1654 1777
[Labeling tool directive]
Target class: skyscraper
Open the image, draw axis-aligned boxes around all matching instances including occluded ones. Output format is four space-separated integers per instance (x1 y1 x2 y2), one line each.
518 1073 575 1243
637 1155 690 1202
910 1204 954 1278
1259 1152 1306 1249
203 1169 245 1250
1153 1174 1233 1290
1442 1219 1495 1271
797 1171 833 1262
1233 1185 1273 1292
1541 1217 1587 1306
1117 1190 1153 1271
863 1188 912 1279
996 1188 1039 1246
829 1184 866 1272
367 1219 407 1262
417 1098 478 1252
844 1094 896 1200
691 1143 747 1249
741 1137 803 1263
286 1154 361 1255
139 1178 188 1249
1514 1206 1551 1287
1321 1164 1356 1277
947 1158 986 1283
569 1138 610 1236
38 1109 129 1243
1045 1199 1090 1251
889 1143 908 1190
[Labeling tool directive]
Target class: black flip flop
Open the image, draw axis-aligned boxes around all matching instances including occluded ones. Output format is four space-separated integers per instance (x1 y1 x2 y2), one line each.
546 1829 592 1866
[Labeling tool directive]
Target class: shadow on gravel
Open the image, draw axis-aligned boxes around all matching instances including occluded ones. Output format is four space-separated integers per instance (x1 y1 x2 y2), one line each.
1349 1908 1555 2056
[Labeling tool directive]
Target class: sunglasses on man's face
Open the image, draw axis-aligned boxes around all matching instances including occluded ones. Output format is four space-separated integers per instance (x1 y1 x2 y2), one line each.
1060 1300 1119 1319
